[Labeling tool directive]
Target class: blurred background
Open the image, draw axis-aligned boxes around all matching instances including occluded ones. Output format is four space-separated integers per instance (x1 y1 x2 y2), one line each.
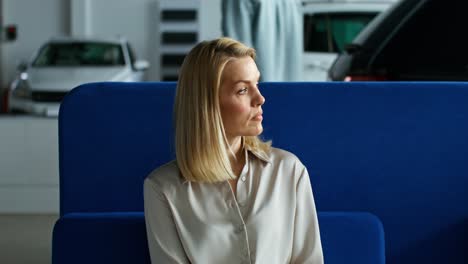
2 0 465 263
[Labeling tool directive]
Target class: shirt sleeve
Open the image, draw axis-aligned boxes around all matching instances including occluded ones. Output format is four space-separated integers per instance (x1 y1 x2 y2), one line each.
291 165 324 264
144 179 190 264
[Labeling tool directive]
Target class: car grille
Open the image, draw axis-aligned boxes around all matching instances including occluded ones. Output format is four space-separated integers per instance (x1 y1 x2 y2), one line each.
31 91 68 102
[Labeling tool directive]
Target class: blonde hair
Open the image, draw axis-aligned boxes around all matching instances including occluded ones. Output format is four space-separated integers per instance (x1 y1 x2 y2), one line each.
175 37 271 183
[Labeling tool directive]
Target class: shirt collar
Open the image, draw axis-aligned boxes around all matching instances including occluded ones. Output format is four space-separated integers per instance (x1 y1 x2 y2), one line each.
244 145 271 164
180 141 271 184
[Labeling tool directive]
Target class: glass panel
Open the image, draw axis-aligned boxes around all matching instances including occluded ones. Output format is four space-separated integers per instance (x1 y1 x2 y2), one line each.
162 54 186 67
32 42 125 66
162 32 197 44
162 10 197 21
304 12 378 53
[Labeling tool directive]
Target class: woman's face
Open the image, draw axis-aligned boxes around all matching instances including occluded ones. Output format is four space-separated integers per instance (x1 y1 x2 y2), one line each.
219 56 265 142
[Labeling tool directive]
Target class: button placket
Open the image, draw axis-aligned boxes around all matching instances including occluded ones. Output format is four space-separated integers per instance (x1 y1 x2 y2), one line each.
236 155 249 207
235 224 244 234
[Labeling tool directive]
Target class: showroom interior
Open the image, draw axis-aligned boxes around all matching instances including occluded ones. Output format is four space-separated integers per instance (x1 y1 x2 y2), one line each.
2 0 468 263
1 0 222 263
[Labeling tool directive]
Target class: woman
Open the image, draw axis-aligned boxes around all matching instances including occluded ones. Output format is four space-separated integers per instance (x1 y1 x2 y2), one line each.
144 37 323 264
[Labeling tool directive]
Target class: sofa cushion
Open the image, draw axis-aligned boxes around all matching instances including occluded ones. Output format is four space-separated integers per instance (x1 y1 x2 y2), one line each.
52 211 384 264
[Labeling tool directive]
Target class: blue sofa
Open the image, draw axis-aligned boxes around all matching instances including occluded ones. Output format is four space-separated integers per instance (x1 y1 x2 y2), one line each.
52 211 384 264
54 81 468 263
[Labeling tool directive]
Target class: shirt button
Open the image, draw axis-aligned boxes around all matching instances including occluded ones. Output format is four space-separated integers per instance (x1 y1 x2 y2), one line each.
241 176 246 182
235 225 244 234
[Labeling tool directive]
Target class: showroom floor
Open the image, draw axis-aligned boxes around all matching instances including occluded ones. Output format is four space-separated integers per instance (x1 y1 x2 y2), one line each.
0 214 57 264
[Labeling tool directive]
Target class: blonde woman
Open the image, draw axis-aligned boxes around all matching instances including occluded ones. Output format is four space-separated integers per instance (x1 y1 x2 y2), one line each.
144 37 323 264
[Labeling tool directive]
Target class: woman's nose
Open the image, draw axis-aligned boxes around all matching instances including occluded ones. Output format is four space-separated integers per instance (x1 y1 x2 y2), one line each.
255 90 265 106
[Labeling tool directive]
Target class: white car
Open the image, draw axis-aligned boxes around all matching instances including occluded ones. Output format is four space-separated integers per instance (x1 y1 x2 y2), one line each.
8 37 149 116
302 0 398 81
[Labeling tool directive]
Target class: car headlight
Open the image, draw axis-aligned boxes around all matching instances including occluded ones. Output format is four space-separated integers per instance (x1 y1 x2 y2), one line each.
11 79 32 99
20 72 28 80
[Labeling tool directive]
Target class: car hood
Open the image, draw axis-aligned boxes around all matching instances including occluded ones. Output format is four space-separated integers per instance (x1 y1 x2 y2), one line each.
26 67 128 91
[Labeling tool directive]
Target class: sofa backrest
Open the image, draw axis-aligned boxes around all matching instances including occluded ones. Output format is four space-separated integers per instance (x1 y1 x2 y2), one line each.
59 82 175 214
59 81 468 264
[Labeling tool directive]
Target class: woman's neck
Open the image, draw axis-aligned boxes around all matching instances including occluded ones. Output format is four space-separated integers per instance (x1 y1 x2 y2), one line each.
226 136 245 175
227 136 242 157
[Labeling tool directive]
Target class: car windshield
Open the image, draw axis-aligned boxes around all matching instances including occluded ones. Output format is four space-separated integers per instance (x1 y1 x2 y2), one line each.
32 42 125 66
304 12 378 53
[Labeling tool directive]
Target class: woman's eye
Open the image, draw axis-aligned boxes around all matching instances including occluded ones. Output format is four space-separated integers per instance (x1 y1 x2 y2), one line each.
238 87 248 94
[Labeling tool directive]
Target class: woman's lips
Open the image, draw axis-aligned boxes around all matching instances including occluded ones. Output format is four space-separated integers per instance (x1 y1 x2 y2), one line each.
252 114 263 121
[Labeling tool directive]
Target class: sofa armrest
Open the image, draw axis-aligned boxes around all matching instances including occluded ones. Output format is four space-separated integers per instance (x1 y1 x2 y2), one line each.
52 212 151 264
319 211 385 264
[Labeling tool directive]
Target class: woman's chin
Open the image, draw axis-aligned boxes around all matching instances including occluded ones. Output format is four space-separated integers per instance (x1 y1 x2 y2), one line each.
247 126 263 136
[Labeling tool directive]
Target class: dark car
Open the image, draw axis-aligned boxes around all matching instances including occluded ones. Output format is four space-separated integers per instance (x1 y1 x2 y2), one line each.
328 0 468 81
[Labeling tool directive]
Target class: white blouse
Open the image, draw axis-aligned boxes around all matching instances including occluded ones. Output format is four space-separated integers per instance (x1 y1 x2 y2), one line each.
144 147 324 264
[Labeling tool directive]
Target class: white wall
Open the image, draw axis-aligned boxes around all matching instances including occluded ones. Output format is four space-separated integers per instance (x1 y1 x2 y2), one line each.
0 117 59 213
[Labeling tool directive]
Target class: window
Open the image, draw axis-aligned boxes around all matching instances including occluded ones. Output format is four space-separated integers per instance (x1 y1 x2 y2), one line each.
33 42 125 66
304 12 378 53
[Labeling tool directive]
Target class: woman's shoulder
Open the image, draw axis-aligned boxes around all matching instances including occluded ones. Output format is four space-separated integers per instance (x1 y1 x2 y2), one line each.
268 147 304 167
144 160 184 190
260 147 308 184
